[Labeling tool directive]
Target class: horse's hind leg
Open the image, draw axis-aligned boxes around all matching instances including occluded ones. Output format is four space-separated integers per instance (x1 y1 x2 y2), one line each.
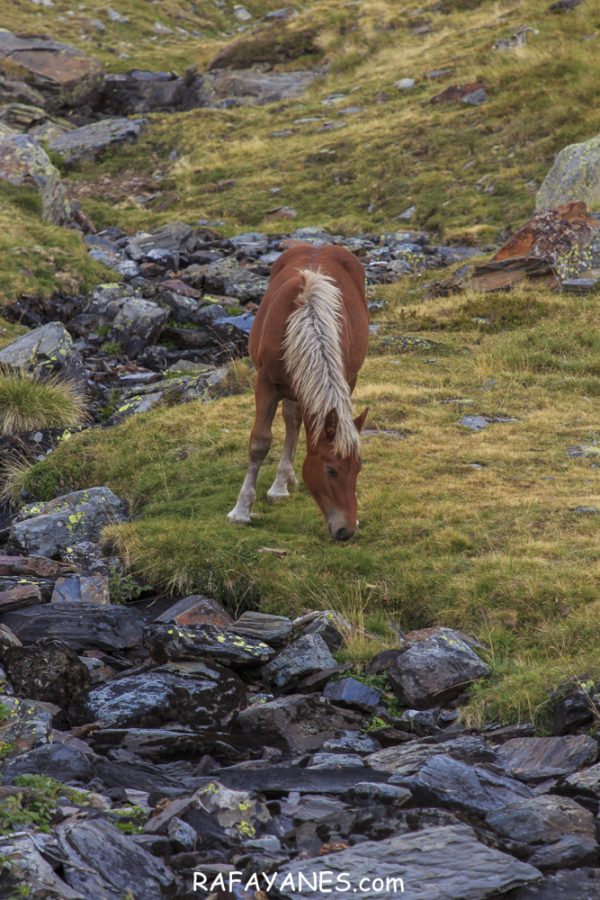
267 399 301 504
228 378 278 525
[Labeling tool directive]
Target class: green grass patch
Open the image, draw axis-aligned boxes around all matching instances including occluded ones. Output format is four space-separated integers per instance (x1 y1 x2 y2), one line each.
0 371 87 435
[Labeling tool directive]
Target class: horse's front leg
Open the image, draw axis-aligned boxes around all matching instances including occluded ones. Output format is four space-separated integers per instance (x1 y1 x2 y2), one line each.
267 399 301 503
227 378 278 525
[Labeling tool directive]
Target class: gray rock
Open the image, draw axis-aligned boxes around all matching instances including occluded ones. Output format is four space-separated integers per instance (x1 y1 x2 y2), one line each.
509 868 600 899
537 134 600 210
70 662 245 729
144 623 274 667
238 694 364 756
56 818 176 899
346 781 412 804
496 735 598 781
167 816 196 851
0 321 84 380
0 834 82 899
0 125 71 224
276 824 541 898
112 297 169 357
293 609 349 649
402 754 533 816
565 760 600 794
49 116 146 164
0 694 53 752
200 257 268 302
0 31 105 111
323 676 381 711
0 602 143 651
261 633 337 688
231 611 293 647
395 77 416 90
196 68 320 108
486 794 595 852
126 222 196 262
322 731 381 755
10 487 127 558
51 574 110 605
4 638 90 706
309 751 365 769
2 740 96 783
528 834 598 870
382 627 491 708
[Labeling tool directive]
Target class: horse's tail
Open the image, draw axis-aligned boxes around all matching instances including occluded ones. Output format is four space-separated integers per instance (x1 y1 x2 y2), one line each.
293 268 342 316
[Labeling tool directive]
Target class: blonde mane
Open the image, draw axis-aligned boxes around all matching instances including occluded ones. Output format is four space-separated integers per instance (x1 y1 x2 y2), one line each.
283 268 360 458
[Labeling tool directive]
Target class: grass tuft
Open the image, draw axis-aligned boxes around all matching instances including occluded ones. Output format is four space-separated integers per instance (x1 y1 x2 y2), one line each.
0 370 87 435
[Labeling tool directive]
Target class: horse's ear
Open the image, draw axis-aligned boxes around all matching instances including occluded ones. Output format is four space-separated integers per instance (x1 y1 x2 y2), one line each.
354 407 369 432
324 409 338 443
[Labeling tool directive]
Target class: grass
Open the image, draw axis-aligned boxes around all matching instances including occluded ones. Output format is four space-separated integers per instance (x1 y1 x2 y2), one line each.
55 0 600 240
0 184 108 305
0 371 87 435
16 279 600 726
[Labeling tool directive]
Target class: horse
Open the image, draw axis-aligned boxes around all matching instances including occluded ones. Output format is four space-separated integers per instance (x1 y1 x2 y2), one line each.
227 241 369 540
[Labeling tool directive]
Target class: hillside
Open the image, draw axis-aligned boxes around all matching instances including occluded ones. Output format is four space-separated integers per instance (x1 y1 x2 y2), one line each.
1 0 600 729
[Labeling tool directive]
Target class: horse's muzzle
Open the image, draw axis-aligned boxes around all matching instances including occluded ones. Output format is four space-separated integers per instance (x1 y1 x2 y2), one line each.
333 526 353 542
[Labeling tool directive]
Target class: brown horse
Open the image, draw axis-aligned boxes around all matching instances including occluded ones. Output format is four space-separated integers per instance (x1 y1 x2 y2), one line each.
227 242 369 540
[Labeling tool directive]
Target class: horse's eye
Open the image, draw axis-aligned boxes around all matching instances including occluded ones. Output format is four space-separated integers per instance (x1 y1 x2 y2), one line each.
326 466 337 478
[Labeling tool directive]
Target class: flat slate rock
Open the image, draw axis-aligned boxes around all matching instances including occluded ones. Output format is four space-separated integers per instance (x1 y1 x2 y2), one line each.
402 753 533 816
50 116 146 164
261 633 337 688
275 824 541 899
144 622 274 667
212 765 391 795
510 868 600 899
565 760 600 794
496 735 598 781
486 794 595 847
0 602 144 651
56 818 176 900
231 610 293 647
4 638 90 706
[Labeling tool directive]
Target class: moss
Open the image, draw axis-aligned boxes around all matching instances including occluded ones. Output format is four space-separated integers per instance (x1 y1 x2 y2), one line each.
209 24 322 69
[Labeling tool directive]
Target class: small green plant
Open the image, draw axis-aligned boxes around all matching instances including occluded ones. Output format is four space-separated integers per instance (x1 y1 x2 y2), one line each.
108 565 150 604
100 341 123 358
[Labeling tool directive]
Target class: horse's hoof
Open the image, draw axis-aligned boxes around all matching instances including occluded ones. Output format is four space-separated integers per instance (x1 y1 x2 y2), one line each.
266 489 289 505
227 510 252 525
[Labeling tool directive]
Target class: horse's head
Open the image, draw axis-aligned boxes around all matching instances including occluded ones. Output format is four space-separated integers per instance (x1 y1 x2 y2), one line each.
302 408 368 541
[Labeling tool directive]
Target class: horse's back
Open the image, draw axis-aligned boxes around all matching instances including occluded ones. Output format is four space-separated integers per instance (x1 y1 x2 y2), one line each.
249 243 368 383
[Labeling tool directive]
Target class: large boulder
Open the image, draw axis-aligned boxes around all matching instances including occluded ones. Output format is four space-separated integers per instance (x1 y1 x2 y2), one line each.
49 116 146 165
0 31 105 112
0 125 70 224
537 135 600 211
9 487 127 558
276 825 541 899
0 321 84 379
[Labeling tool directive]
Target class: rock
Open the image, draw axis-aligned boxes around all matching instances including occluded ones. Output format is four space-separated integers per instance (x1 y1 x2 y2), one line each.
322 731 381 755
51 574 110 605
100 69 201 115
509 868 600 899
375 627 491 709
0 321 84 380
460 414 518 430
144 623 275 667
0 125 71 224
550 678 596 734
56 818 176 899
323 676 381 711
4 638 90 706
197 68 319 107
167 816 196 851
486 794 595 856
111 297 169 357
0 602 143 651
261 634 337 689
154 595 233 629
146 780 270 850
549 0 584 9
565 760 600 795
9 487 127 558
472 201 599 291
0 554 75 578
0 694 53 754
49 116 146 164
200 257 268 302
2 740 96 784
431 81 486 104
231 611 293 647
537 134 600 211
395 77 416 90
402 754 533 817
0 834 82 899
496 735 598 781
309 751 365 769
70 662 245 729
89 726 240 761
0 32 104 112
238 694 364 756
213 764 390 795
292 609 349 649
0 583 43 613
126 222 196 264
276 825 541 898
528 834 598 870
